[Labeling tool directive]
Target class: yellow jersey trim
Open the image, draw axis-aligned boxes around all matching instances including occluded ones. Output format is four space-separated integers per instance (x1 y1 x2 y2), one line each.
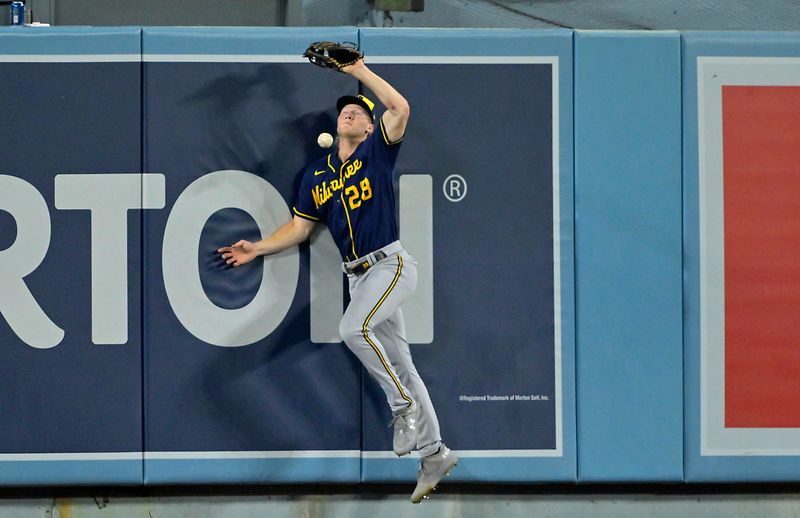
361 256 412 405
327 154 336 173
338 160 359 259
379 117 404 146
293 207 320 221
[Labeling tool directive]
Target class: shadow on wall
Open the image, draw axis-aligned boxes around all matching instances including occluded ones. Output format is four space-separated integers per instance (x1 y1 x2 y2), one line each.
172 62 355 450
179 63 337 180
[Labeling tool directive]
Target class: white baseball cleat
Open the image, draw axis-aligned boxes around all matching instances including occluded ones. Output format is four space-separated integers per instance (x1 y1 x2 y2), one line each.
391 400 419 456
410 445 458 504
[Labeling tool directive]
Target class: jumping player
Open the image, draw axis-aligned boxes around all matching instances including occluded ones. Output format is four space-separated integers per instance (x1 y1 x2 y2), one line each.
217 58 457 503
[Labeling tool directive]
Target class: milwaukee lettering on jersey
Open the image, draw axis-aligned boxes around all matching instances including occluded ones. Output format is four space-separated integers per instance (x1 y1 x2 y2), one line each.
311 159 362 209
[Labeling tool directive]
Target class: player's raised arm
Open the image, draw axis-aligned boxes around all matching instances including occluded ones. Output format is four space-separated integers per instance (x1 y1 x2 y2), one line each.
342 60 409 143
217 216 317 267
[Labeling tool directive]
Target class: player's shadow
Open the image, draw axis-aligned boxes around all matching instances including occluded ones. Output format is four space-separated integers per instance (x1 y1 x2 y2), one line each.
180 64 296 113
203 316 361 450
177 64 337 181
180 63 358 448
199 237 360 450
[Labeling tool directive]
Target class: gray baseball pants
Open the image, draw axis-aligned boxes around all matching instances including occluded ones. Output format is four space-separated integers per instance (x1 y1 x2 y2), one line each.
339 242 442 458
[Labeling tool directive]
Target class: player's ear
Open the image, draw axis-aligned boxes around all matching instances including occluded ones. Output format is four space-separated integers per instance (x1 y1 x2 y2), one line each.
366 123 374 134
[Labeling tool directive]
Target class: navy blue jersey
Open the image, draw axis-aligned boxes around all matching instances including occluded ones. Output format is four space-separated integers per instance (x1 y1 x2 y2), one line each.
293 117 403 261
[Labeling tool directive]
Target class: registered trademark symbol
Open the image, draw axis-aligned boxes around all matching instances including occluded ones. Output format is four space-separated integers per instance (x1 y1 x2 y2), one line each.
443 174 467 202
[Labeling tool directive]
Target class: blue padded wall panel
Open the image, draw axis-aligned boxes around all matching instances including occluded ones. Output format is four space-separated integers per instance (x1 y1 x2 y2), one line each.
358 28 576 483
683 31 800 482
0 27 143 485
574 31 683 482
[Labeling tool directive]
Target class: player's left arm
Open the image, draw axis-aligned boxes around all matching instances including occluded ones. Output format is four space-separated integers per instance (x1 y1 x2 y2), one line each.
342 60 409 143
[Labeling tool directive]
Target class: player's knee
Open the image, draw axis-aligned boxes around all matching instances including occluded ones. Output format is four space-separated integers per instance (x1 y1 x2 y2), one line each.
338 317 362 345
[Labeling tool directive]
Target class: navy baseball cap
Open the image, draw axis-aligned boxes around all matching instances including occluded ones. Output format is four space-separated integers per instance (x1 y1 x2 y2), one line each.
337 94 375 121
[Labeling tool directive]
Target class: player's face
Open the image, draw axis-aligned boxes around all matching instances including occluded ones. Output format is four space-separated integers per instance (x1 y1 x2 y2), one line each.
337 104 374 139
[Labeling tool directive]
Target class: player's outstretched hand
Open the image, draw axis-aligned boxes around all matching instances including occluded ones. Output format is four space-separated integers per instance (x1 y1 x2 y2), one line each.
217 240 258 267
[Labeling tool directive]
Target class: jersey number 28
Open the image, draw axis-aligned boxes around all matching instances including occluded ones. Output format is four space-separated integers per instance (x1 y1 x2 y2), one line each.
345 178 373 210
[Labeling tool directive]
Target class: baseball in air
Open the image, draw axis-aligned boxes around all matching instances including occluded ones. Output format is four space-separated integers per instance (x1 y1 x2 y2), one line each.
317 132 334 148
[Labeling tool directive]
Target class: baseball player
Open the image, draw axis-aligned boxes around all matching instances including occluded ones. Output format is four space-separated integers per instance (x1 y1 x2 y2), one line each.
218 57 456 502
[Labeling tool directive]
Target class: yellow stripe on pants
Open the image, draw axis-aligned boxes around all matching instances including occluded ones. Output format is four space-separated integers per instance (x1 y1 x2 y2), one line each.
361 256 412 405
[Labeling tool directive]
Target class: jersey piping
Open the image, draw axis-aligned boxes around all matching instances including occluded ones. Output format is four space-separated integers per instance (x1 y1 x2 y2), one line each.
338 159 359 259
327 154 336 173
379 117 404 146
293 207 320 221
